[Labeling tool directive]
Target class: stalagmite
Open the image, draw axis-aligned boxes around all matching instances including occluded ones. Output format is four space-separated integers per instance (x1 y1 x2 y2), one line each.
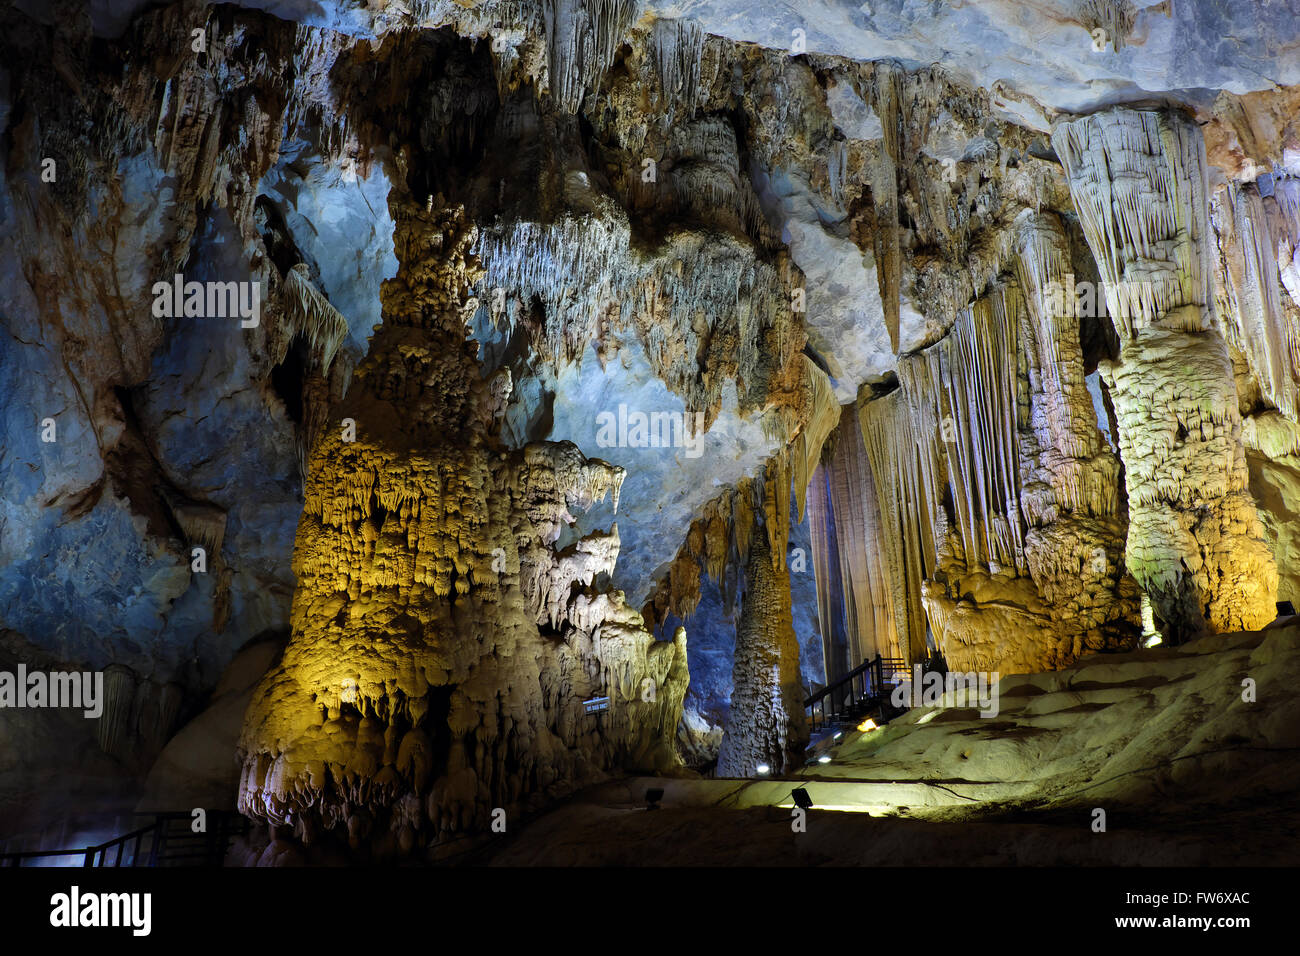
715 534 807 777
1012 212 1137 655
11 0 1300 879
1012 212 1125 518
237 197 687 858
1053 108 1278 637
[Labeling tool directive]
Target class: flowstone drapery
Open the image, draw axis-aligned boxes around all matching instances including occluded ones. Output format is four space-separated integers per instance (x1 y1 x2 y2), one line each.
807 408 900 676
859 265 1136 673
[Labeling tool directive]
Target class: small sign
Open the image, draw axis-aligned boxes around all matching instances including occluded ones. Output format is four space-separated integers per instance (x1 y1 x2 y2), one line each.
583 696 610 715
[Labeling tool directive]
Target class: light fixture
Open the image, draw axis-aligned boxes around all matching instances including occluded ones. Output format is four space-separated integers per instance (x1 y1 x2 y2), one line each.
645 787 664 810
1140 594 1163 648
832 731 842 740
857 718 877 733
817 755 831 764
791 787 814 810
755 763 770 775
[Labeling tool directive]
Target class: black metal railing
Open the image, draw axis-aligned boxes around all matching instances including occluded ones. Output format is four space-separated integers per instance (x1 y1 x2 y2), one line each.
0 811 247 868
804 653 910 733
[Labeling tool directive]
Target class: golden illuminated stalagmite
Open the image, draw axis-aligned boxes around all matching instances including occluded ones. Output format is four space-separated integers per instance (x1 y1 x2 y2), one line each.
1052 108 1278 637
236 195 687 857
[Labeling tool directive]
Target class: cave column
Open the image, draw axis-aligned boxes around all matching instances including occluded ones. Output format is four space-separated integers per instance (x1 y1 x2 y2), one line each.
1052 108 1277 637
716 534 808 777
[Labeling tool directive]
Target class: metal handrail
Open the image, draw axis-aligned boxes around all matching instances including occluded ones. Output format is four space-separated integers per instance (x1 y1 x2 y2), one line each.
804 653 909 732
0 811 246 868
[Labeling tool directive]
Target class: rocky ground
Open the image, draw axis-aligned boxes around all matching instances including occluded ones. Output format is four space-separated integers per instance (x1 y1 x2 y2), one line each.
467 620 1300 865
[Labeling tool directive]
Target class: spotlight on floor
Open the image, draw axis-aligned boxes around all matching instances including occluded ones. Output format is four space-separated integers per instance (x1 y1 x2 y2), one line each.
755 763 771 775
791 787 814 810
645 787 664 811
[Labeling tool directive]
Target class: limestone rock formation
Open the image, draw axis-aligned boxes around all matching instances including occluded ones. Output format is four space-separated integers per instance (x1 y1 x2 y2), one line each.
4 0 1300 867
715 535 807 777
1054 108 1278 638
236 199 687 857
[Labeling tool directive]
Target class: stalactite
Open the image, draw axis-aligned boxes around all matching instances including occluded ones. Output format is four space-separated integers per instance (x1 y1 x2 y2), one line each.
867 62 903 354
96 664 137 761
1212 183 1300 422
529 526 622 629
641 353 831 632
475 215 630 367
542 0 641 114
791 356 840 521
665 117 758 235
1012 210 1121 520
898 283 1028 576
281 262 350 375
825 407 900 666
170 501 227 561
1076 0 1138 52
806 462 848 679
853 269 1129 670
1051 109 1214 342
892 347 947 573
1014 211 1092 459
1004 211 1138 653
1244 410 1300 459
650 17 704 121
1274 179 1300 325
476 216 791 427
859 390 929 665
828 138 848 209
